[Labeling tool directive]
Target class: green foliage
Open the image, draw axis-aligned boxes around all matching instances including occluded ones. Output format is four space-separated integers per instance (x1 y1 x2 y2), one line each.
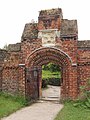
0 92 27 118
42 63 60 72
42 78 60 88
73 99 90 109
55 101 90 120
42 70 60 79
42 63 61 88
42 70 61 88
48 78 60 86
73 79 90 109
42 79 48 88
55 79 90 120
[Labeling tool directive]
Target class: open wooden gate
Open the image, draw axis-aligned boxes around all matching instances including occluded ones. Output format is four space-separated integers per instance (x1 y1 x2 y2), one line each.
25 66 41 101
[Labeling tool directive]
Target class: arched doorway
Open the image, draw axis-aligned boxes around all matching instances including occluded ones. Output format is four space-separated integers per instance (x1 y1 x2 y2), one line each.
41 63 61 101
25 47 73 101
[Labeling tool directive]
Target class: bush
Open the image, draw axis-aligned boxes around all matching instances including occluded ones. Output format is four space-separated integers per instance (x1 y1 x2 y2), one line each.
42 79 48 88
42 78 61 88
73 79 90 109
42 63 60 72
0 92 28 106
42 63 61 88
48 78 61 86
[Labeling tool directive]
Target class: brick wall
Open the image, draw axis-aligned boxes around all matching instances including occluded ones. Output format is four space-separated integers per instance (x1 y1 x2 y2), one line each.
2 66 19 94
0 67 2 91
0 8 90 100
0 49 8 91
2 52 21 95
77 44 90 94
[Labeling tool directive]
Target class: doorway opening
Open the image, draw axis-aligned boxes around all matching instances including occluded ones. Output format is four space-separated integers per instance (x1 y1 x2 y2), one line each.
41 63 62 101
26 47 73 101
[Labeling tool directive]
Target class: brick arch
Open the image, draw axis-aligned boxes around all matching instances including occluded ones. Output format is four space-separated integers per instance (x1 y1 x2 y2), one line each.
25 47 74 100
26 47 72 67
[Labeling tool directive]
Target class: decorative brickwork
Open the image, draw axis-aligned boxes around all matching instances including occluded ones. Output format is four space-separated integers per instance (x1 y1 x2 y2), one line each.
0 8 90 101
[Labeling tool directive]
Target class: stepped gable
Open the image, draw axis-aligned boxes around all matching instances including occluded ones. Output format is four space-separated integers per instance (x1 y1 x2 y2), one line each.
60 19 78 38
21 23 38 41
78 40 90 49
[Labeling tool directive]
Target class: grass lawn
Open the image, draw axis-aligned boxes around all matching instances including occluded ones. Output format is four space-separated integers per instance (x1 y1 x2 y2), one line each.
0 93 27 118
55 102 90 120
42 70 61 79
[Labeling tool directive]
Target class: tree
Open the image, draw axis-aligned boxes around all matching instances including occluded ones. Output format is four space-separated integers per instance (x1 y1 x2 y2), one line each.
42 63 60 72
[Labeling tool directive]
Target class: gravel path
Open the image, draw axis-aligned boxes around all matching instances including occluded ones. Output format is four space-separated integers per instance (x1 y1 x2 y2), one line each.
2 86 63 120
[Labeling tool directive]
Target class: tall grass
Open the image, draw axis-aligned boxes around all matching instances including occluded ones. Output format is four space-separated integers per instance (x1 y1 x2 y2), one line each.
55 101 90 120
0 92 27 118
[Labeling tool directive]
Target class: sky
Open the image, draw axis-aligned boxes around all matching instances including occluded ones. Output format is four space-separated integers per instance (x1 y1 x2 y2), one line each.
0 0 90 48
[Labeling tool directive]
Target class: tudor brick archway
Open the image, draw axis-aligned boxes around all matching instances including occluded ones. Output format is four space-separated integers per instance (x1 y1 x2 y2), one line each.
25 47 78 100
1 8 90 101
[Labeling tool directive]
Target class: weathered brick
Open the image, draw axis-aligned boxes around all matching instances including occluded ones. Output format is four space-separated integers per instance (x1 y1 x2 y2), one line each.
0 8 90 100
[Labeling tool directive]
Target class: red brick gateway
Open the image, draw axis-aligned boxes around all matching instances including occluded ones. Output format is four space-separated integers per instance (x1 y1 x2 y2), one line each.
0 8 90 101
